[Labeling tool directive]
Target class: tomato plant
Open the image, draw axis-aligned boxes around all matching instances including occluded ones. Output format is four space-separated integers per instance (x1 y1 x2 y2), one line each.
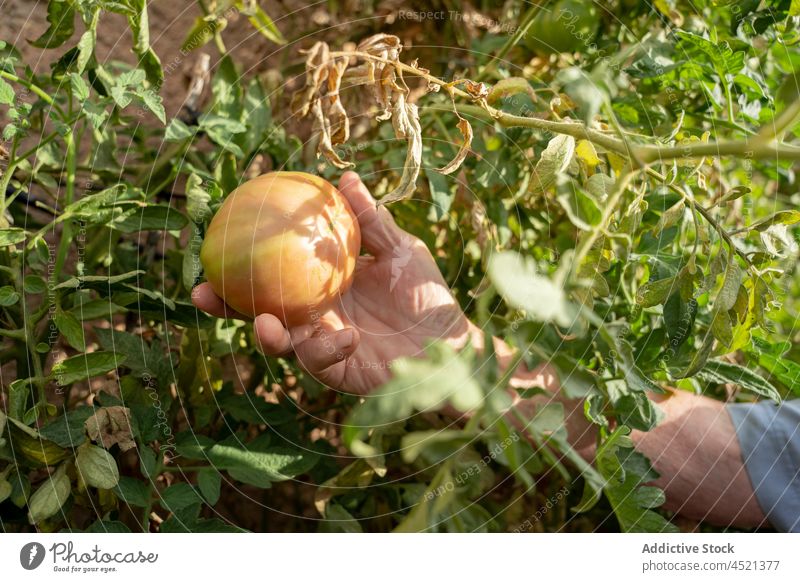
1 0 799 534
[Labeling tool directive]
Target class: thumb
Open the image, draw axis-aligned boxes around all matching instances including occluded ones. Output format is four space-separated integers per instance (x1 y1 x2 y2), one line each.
293 327 360 380
338 171 404 258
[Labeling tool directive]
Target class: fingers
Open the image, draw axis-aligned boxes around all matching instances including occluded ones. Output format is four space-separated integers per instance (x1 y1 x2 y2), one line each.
339 171 404 258
293 327 359 376
254 313 293 355
191 282 250 320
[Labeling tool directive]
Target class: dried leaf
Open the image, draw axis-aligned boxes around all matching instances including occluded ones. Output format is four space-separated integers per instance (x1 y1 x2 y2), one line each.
341 63 374 88
435 117 473 175
379 101 422 205
357 34 402 61
85 406 136 452
470 195 496 251
326 57 350 145
463 80 490 100
311 99 353 169
290 41 330 118
358 34 403 121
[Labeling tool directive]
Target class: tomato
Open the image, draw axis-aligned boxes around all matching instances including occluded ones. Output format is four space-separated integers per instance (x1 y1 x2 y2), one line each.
524 0 600 55
200 172 361 325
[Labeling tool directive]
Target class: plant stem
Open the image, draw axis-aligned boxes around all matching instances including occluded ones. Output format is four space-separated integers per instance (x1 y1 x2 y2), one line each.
330 51 800 163
569 171 637 282
0 71 67 120
141 451 165 532
53 128 78 279
643 167 753 269
757 98 800 143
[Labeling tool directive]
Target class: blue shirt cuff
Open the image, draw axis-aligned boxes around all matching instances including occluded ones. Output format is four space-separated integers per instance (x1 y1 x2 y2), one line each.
727 400 800 532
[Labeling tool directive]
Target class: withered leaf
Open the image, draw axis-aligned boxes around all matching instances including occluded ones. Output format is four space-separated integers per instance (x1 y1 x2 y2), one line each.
341 63 374 88
326 57 350 145
464 80 490 100
435 117 473 175
357 34 402 61
312 99 353 169
85 406 136 452
290 41 331 118
379 101 422 205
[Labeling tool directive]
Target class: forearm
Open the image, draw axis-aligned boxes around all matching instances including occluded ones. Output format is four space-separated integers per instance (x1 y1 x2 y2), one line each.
484 329 766 528
630 390 765 528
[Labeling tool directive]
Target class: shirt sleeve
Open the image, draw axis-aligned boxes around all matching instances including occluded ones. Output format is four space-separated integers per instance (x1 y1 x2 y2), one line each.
727 399 800 532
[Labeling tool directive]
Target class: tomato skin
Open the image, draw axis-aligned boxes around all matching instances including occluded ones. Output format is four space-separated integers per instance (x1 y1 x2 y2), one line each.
200 172 361 325
524 0 600 55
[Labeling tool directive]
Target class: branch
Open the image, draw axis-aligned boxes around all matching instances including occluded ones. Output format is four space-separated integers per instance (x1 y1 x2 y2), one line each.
332 50 800 164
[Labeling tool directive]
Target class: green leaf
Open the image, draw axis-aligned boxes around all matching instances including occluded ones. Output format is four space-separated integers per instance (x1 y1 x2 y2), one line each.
529 134 575 195
28 464 71 524
0 77 14 105
50 351 125 386
68 72 89 101
197 469 221 505
557 183 602 231
715 259 743 312
698 359 781 401
320 504 363 533
597 427 677 532
76 443 120 489
160 483 203 512
39 406 95 447
55 269 144 290
94 327 160 378
23 275 47 294
614 393 664 431
241 2 286 44
185 173 212 223
55 310 86 350
345 342 484 450
0 285 20 306
85 520 131 533
138 89 166 123
635 277 675 308
76 29 95 73
488 251 573 326
207 442 319 486
239 78 272 156
165 118 195 141
751 210 800 231
112 476 150 507
199 113 247 157
0 479 12 504
181 16 219 53
0 227 27 246
216 391 294 426
139 446 157 478
110 204 188 233
29 0 76 49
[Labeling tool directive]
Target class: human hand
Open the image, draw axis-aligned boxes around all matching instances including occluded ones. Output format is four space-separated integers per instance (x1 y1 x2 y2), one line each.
192 171 475 395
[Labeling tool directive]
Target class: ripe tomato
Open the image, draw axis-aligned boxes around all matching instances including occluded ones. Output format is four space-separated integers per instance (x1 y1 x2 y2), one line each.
200 171 361 325
524 0 600 55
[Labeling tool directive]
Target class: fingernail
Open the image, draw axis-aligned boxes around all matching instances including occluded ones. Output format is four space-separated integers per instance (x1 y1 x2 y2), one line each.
340 329 355 349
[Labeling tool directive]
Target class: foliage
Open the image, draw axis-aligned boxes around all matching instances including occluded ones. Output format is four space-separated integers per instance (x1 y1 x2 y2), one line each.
1 0 799 533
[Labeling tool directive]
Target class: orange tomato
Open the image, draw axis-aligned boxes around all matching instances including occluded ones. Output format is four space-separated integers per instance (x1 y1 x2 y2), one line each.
200 172 361 325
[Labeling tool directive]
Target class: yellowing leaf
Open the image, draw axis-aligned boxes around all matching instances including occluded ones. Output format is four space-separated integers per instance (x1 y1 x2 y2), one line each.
576 140 601 171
